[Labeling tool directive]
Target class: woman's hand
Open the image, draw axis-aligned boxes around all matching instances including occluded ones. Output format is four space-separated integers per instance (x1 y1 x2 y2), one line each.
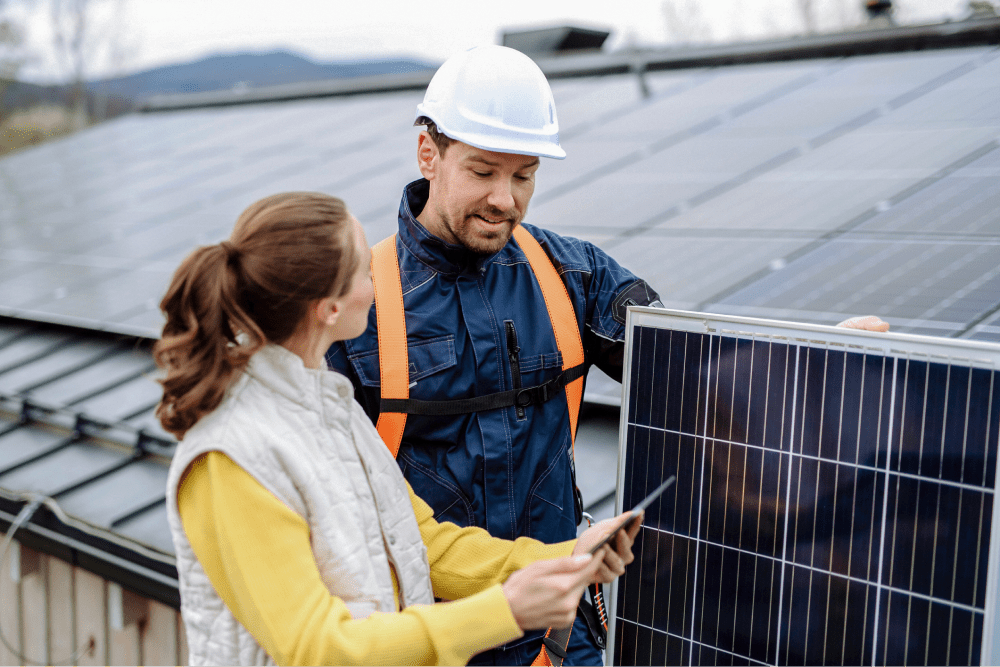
573 511 643 583
502 554 602 630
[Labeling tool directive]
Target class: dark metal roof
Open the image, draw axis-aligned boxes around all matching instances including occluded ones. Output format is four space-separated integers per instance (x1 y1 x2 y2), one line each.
0 317 177 605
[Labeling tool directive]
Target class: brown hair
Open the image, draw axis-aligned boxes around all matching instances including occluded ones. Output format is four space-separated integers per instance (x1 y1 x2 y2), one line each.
415 116 455 156
154 192 358 438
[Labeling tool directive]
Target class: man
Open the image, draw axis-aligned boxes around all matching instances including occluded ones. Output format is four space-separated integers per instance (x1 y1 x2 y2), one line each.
326 45 887 665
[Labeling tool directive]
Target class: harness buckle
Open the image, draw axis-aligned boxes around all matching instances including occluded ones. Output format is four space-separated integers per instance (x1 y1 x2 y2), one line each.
515 388 534 408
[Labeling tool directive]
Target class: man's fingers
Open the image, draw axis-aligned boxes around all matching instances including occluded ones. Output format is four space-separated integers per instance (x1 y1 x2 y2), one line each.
836 315 890 332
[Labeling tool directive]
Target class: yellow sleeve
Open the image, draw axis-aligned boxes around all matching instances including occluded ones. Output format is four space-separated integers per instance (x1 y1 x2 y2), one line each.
178 451 524 666
408 483 576 601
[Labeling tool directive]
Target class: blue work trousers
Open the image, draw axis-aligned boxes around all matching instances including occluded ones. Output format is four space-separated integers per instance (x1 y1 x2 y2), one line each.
467 614 603 666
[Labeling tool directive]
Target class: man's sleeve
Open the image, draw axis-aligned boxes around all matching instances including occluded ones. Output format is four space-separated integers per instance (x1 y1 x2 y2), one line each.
579 242 662 382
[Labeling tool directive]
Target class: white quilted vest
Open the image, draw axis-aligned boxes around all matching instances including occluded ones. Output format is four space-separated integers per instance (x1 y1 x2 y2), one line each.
165 344 434 666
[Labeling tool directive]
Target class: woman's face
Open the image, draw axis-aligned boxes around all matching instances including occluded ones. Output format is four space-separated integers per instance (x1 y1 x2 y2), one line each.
331 216 374 341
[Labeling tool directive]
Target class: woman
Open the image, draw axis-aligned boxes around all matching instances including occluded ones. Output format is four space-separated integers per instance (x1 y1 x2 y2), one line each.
156 192 638 666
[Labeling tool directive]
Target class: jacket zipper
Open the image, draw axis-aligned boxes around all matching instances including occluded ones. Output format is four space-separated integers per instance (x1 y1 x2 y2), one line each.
505 321 525 419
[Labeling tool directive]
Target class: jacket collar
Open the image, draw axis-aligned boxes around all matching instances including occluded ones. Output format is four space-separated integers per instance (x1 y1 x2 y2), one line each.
398 178 514 275
244 344 355 414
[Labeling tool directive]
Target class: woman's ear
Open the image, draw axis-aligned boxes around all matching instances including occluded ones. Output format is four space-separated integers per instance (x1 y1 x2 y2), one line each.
316 296 340 327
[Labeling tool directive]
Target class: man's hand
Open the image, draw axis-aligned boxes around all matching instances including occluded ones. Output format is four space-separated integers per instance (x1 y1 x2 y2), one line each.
836 315 890 332
572 511 643 583
502 554 603 630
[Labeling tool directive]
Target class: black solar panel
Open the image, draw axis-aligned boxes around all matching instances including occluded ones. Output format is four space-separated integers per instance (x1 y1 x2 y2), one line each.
2 47 997 341
610 308 1000 665
707 139 1000 335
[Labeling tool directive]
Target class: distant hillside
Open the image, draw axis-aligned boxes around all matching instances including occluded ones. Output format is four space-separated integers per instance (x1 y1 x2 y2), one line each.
1 51 438 113
91 51 438 98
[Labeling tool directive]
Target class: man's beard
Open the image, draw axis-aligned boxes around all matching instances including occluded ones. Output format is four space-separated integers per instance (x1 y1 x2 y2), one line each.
441 205 523 255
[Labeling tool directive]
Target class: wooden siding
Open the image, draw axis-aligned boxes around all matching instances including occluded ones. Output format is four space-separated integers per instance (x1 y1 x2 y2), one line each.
1 535 185 665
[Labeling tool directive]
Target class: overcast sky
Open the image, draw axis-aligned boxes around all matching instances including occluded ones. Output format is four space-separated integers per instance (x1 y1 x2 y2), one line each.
15 0 970 83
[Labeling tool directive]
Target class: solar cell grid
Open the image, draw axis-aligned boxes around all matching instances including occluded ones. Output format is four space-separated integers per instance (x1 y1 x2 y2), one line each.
610 308 1000 665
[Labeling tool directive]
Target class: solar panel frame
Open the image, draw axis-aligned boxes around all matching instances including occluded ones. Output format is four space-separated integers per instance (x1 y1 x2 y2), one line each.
609 307 1000 666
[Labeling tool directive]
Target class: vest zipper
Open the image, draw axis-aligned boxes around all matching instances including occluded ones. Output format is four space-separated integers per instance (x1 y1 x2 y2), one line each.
505 320 525 419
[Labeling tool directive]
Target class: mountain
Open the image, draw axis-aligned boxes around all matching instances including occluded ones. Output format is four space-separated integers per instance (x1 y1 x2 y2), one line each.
1 51 438 114
89 51 438 99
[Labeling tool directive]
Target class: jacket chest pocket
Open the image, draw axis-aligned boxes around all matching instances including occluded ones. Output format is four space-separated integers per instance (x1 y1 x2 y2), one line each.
348 335 457 391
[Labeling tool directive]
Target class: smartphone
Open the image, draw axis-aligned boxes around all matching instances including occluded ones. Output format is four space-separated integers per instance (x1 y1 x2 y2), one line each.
588 475 676 555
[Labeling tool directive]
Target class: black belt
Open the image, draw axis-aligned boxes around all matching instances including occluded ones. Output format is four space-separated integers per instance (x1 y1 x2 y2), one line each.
379 364 586 416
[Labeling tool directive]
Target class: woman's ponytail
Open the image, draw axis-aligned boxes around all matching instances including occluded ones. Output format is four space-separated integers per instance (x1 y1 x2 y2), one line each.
154 192 355 438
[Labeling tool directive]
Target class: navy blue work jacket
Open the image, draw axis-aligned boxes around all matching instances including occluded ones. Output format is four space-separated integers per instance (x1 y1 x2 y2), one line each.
326 179 660 544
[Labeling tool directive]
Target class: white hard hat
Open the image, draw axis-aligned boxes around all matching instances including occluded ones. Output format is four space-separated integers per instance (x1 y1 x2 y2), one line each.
415 45 566 160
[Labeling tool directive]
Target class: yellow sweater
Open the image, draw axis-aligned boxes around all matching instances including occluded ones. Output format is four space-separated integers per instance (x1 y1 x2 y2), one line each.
178 451 575 666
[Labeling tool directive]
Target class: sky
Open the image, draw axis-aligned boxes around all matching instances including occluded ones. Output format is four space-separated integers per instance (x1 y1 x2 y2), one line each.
13 0 972 83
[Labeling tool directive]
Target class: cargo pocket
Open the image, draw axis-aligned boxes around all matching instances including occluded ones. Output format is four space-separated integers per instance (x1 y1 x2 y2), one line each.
526 433 577 541
399 451 475 527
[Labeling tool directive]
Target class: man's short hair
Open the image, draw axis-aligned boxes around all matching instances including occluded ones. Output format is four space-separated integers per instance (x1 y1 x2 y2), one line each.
415 116 455 157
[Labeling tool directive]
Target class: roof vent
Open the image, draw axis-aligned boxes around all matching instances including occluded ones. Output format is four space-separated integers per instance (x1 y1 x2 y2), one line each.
501 26 610 56
864 0 893 19
860 0 895 29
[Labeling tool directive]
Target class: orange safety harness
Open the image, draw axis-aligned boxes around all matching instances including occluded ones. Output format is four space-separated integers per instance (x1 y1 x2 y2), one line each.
370 226 587 666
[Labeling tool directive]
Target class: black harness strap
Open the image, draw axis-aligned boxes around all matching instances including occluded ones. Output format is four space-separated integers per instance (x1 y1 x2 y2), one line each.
379 364 586 417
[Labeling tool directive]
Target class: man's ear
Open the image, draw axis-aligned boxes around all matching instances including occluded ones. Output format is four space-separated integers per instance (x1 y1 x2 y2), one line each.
416 131 439 181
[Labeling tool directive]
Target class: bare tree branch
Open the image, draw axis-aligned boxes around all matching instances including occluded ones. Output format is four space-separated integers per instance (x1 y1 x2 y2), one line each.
797 0 817 33
46 0 132 128
661 0 715 46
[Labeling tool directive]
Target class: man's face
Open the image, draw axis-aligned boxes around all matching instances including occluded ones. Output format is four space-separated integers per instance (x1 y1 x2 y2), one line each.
419 136 540 255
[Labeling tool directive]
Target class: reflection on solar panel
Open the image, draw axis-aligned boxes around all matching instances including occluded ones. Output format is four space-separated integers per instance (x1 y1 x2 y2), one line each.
610 308 1000 666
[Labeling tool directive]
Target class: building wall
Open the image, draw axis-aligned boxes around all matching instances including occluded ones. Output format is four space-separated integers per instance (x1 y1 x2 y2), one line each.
0 535 186 666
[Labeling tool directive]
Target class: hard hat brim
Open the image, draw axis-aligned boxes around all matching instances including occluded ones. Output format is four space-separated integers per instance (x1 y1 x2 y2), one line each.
449 131 567 160
415 115 567 160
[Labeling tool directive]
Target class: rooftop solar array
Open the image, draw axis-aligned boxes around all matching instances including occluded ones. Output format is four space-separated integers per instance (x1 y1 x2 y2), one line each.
1 46 997 353
611 308 1000 665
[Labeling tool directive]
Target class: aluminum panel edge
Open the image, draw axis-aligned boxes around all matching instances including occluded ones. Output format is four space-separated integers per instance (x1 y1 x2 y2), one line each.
606 304 640 665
